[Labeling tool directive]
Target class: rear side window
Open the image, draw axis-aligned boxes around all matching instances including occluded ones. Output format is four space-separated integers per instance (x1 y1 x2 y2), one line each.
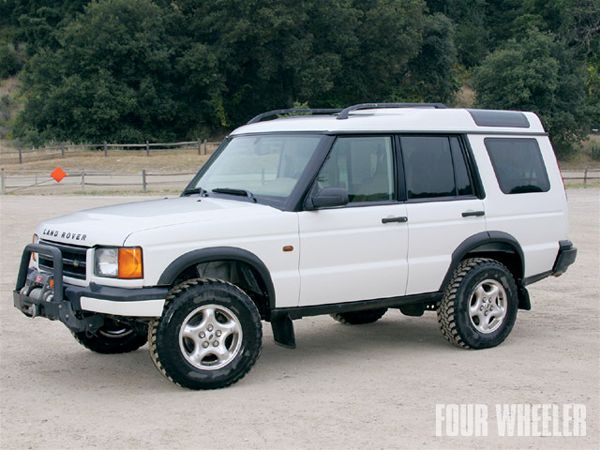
485 138 550 194
400 136 474 199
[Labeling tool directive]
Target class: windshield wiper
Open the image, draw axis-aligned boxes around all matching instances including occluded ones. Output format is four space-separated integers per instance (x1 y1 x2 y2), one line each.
182 186 207 197
212 187 257 202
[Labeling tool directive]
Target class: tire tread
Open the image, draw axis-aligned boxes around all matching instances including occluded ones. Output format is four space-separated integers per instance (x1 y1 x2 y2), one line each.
148 278 262 390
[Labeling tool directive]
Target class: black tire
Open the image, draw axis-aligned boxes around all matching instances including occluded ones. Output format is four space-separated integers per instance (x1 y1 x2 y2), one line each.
73 320 148 354
148 278 262 390
437 258 518 349
331 308 388 325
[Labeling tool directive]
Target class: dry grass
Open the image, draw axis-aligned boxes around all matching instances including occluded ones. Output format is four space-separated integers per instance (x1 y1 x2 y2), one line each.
0 77 19 97
560 135 600 169
1 148 213 174
453 85 475 108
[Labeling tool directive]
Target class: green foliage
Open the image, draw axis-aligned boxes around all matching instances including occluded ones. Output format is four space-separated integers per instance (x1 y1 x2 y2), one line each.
473 29 589 157
5 0 599 151
425 0 488 67
15 0 441 142
0 43 22 78
16 0 187 143
399 13 459 103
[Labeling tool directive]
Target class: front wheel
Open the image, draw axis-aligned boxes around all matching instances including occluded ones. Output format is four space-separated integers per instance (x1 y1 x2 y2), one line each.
437 258 518 349
148 279 262 390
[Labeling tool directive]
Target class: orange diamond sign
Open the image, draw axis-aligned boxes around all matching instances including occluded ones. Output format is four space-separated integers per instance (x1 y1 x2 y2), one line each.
50 167 67 183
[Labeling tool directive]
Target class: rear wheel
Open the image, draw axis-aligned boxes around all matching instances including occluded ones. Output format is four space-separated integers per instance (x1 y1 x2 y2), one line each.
331 308 388 325
148 279 262 390
73 320 147 354
437 258 518 349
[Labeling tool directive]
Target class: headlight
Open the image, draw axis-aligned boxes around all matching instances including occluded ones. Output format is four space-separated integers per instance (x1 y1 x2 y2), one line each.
95 248 118 277
94 247 143 279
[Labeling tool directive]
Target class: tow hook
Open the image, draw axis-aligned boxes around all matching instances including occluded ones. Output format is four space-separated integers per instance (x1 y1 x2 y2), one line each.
26 303 40 318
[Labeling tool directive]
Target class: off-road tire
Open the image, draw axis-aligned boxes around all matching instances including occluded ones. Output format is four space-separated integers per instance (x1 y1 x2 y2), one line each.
73 320 147 354
331 308 388 325
148 278 262 390
437 258 518 349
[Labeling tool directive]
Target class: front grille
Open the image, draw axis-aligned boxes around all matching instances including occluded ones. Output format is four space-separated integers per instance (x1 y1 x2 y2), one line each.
38 240 88 280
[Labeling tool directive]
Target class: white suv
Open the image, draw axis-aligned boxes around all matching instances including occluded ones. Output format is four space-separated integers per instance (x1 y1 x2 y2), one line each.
13 103 577 389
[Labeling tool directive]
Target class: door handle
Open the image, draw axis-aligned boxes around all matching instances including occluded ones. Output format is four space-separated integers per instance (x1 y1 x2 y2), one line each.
462 210 485 218
382 216 408 224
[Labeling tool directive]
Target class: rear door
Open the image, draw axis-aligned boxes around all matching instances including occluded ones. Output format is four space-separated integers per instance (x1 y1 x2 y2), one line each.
400 135 487 295
297 135 409 306
473 135 568 278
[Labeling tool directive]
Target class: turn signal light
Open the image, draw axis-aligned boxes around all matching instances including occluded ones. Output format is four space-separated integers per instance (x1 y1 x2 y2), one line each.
118 247 143 279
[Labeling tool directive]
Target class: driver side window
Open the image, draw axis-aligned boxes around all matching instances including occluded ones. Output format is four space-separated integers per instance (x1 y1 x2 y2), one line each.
316 136 395 203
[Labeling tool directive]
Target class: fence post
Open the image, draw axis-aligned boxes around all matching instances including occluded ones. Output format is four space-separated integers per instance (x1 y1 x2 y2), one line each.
145 141 150 157
81 170 86 191
61 145 65 158
0 168 5 194
203 139 208 155
103 142 108 158
142 169 147 192
197 138 201 155
18 147 23 164
583 168 588 188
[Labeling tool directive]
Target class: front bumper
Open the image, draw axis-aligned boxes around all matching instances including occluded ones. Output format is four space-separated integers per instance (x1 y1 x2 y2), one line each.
13 243 168 331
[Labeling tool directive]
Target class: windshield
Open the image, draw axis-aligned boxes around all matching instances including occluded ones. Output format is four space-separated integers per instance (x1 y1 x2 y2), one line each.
188 134 323 205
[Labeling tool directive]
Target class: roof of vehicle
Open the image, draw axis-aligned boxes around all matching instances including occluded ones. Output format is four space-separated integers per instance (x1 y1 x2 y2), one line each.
231 107 546 136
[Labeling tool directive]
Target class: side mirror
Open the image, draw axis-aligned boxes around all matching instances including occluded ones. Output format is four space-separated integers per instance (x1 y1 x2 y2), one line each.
307 187 349 210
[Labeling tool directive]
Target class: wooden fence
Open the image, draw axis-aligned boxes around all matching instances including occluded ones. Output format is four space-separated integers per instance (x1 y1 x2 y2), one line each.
0 139 218 165
560 168 600 186
1 168 599 195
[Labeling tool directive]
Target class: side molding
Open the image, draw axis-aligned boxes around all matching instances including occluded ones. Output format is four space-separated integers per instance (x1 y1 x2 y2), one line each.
157 246 276 309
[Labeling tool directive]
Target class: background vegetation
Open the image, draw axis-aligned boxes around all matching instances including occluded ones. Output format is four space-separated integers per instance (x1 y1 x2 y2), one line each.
0 0 598 157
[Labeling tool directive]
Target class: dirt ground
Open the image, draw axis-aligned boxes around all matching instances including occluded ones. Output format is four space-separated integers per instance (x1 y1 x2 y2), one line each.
0 190 598 450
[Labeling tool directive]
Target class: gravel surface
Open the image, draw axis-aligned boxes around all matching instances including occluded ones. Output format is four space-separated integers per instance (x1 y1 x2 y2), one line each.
0 190 598 449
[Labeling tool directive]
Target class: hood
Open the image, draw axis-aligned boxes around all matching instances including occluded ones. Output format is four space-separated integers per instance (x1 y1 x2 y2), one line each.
36 196 278 247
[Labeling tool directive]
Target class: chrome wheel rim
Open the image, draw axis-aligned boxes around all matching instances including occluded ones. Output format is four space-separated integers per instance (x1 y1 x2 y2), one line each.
468 279 507 334
178 304 243 371
98 321 134 339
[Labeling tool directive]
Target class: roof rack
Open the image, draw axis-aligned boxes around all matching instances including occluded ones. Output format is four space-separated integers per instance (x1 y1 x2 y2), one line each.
336 102 447 120
247 108 341 125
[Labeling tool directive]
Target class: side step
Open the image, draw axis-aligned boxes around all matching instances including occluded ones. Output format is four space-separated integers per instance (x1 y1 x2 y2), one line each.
270 314 296 349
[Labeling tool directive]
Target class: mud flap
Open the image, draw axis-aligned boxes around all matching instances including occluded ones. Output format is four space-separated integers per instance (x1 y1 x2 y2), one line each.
270 314 296 349
518 284 531 310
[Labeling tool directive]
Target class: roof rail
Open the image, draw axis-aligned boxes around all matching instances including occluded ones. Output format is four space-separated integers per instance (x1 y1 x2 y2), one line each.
336 102 447 120
247 108 341 125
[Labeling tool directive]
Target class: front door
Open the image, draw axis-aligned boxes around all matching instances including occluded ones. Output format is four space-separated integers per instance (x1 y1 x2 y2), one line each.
298 136 409 306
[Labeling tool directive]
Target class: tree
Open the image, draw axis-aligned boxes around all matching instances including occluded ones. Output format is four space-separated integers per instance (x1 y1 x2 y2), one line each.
0 43 21 78
473 29 589 156
179 0 426 125
425 0 488 68
15 0 195 143
398 13 459 103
